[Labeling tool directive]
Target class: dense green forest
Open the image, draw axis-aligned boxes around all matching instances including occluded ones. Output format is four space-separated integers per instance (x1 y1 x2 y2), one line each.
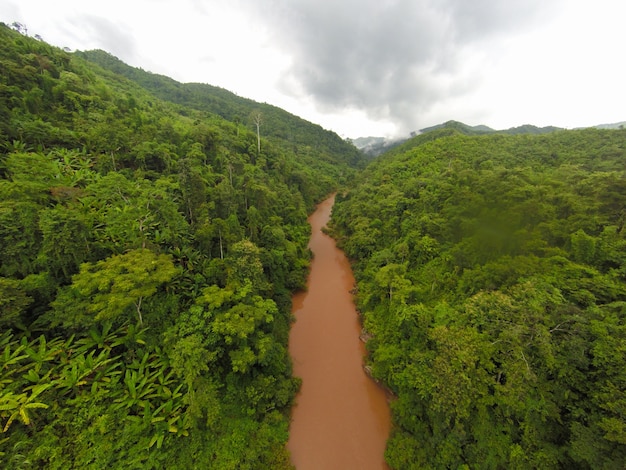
0 23 364 468
73 49 364 170
3 18 626 470
330 128 626 468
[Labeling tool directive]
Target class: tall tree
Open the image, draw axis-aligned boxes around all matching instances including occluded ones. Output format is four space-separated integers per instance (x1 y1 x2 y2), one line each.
251 110 262 155
52 249 179 327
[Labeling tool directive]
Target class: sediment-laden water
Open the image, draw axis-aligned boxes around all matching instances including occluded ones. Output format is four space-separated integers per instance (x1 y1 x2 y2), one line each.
288 195 391 470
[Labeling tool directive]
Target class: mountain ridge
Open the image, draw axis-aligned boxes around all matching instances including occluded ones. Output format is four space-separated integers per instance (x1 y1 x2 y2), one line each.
0 21 366 467
355 119 624 156
75 49 364 167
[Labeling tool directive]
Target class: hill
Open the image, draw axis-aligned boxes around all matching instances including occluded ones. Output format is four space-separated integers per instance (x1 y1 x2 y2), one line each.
418 120 495 135
0 22 361 468
592 120 626 130
420 120 563 136
355 120 566 157
330 128 626 468
75 49 364 169
352 136 404 158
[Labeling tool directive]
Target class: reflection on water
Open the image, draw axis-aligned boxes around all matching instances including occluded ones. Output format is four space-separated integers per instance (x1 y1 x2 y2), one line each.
288 195 391 470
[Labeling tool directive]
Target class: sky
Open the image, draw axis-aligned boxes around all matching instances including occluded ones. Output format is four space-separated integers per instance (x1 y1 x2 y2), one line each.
2 0 626 139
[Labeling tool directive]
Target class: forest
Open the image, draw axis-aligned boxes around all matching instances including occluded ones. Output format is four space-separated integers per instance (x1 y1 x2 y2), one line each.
0 23 362 468
1 20 626 470
329 128 626 468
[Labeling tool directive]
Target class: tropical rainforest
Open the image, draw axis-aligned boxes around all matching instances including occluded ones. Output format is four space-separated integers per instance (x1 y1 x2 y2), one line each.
0 23 362 468
330 129 626 468
1 20 626 470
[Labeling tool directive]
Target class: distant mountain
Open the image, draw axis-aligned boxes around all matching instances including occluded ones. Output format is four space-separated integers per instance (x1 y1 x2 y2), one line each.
419 120 564 136
502 124 565 134
419 120 495 135
352 136 386 148
356 120 568 158
590 121 626 130
352 136 404 157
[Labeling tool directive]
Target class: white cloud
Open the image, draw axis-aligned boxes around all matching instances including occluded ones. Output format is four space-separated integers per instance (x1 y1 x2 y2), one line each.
1 0 625 138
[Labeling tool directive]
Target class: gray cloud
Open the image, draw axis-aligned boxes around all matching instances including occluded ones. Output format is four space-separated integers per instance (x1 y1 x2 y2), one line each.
69 15 137 62
246 0 561 134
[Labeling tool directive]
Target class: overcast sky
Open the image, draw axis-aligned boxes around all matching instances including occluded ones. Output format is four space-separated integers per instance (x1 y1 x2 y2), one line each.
2 0 625 138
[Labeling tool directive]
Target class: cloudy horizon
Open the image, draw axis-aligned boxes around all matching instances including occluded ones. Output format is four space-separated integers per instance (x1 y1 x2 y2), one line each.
2 0 625 138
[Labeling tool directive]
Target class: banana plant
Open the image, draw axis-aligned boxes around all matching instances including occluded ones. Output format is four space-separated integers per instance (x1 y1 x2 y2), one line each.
154 371 182 400
21 335 64 374
49 148 99 187
56 358 88 394
147 406 188 450
0 334 28 384
0 383 51 432
113 368 159 412
74 322 118 352
22 368 52 386
116 322 147 350
56 350 120 396
90 352 123 383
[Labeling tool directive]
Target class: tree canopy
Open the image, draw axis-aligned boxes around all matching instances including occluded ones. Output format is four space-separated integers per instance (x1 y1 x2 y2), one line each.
3 19 626 469
0 22 363 468
330 128 626 468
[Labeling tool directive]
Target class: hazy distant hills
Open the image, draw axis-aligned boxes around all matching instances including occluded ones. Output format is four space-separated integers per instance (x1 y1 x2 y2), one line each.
355 119 624 157
418 120 565 135
354 120 565 156
352 136 403 157
589 121 626 130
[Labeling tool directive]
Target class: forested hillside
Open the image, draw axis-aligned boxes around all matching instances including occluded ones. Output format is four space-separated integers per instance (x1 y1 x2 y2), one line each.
418 120 563 136
356 120 566 158
74 49 364 170
0 23 362 468
4 16 626 470
330 129 626 468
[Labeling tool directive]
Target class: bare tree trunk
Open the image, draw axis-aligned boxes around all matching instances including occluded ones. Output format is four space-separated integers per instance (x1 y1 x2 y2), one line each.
256 123 261 154
253 112 262 154
136 297 143 325
219 229 224 259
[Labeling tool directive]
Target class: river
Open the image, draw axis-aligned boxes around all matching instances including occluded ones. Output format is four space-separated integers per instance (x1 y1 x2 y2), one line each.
288 194 391 469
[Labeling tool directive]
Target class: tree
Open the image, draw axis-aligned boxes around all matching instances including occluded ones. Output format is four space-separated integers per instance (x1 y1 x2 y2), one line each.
178 157 207 225
10 22 27 35
226 239 265 289
373 263 413 305
192 282 278 375
0 277 33 327
53 249 179 327
39 205 91 280
1 384 51 432
251 110 262 155
0 200 42 277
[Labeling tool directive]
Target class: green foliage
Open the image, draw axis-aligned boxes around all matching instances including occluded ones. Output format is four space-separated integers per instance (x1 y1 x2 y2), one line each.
331 129 626 468
52 249 179 327
0 22 355 467
0 277 34 327
76 49 365 179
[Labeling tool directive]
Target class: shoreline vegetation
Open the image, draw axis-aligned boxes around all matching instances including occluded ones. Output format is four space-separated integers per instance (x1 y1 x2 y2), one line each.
0 23 362 468
329 128 626 469
1 21 625 469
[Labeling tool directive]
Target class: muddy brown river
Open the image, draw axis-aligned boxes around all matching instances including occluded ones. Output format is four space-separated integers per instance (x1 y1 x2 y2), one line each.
288 194 391 469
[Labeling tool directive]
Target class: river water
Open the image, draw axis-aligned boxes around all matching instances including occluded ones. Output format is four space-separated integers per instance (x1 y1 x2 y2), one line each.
288 194 391 469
